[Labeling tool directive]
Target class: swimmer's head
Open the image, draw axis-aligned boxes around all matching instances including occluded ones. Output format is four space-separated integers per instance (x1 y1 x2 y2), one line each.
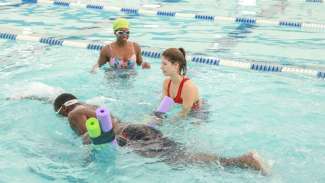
113 18 130 40
161 48 187 76
54 93 78 116
113 18 129 31
117 125 162 146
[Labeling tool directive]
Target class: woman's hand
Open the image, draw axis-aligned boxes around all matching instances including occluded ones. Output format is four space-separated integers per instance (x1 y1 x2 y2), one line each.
142 62 151 69
90 64 99 73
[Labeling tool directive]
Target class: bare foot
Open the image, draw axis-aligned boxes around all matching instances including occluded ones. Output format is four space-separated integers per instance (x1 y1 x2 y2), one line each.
241 151 271 176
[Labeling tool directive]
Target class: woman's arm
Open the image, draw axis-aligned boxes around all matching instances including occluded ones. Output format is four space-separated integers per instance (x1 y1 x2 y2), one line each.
162 78 169 98
91 46 110 73
146 79 170 126
68 106 97 135
134 42 150 69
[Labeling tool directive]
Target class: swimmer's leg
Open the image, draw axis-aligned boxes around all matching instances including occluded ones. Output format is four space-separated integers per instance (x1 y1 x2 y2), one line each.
218 151 271 175
184 151 270 175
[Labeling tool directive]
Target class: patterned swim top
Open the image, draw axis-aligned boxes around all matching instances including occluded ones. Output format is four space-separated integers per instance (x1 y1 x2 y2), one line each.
108 42 136 69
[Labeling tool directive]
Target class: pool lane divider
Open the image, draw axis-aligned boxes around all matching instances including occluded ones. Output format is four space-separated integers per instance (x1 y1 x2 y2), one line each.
20 0 325 31
305 0 323 3
0 30 323 79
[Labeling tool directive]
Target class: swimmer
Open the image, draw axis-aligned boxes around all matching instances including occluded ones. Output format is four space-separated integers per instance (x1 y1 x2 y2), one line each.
91 18 150 72
160 48 202 117
54 93 270 175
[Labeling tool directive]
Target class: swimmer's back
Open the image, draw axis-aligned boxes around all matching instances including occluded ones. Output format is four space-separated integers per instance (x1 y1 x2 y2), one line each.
123 124 185 161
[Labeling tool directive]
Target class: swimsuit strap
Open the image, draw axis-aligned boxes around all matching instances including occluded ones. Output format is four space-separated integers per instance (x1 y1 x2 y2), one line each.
167 77 189 103
174 77 189 103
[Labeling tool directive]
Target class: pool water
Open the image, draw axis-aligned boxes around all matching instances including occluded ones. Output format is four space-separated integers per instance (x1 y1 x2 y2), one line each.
1 0 325 69
0 1 325 183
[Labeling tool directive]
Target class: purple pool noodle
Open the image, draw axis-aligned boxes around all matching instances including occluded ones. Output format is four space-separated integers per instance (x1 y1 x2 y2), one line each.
156 96 174 113
96 107 113 133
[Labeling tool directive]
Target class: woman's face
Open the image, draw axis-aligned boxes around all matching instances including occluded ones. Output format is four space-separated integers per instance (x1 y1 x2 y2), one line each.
160 56 178 76
115 28 129 41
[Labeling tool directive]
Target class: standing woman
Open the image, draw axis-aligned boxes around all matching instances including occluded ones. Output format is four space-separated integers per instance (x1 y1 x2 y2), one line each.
160 48 201 117
91 18 150 72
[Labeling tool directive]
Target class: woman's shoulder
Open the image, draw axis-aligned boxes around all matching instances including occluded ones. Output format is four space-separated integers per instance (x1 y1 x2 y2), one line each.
131 42 141 52
70 105 87 114
183 78 198 90
103 43 112 49
131 41 140 47
101 44 112 53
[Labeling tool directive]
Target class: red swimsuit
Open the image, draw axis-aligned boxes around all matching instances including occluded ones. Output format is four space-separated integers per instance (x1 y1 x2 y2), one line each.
167 77 200 110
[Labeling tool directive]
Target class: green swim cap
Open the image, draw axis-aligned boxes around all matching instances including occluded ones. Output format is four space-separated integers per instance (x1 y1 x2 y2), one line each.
113 18 129 31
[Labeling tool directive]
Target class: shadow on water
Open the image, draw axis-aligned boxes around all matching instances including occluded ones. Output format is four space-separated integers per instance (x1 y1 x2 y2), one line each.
212 24 256 53
103 68 138 88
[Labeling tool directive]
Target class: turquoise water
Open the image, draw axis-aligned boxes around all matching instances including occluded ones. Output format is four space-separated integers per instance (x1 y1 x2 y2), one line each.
0 1 325 183
0 1 325 69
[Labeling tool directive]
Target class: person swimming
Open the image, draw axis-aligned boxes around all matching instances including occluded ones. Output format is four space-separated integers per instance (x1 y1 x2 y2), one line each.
160 48 202 117
53 93 270 175
91 18 150 72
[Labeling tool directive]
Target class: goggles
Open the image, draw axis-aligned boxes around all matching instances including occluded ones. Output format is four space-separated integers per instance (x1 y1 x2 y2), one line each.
116 30 130 36
56 99 79 114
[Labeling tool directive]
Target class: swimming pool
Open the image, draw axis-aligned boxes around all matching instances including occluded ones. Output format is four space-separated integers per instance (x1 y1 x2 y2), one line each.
0 0 325 182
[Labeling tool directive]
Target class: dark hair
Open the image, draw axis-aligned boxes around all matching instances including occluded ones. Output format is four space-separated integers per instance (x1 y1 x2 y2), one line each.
53 93 77 112
162 48 187 75
124 125 162 141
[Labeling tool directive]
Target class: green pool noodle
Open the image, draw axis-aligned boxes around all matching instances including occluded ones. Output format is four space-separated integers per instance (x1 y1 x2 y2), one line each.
86 117 101 138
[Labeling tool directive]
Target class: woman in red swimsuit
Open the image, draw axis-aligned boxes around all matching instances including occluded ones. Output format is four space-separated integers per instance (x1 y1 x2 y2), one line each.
160 48 201 117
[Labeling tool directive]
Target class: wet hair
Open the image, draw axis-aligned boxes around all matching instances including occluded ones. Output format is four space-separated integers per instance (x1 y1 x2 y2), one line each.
124 125 162 141
53 93 77 112
162 48 187 75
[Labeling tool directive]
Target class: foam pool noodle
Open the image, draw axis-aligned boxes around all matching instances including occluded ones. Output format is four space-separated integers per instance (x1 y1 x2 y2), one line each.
96 107 112 133
86 117 101 138
96 106 117 145
157 96 175 113
153 96 175 118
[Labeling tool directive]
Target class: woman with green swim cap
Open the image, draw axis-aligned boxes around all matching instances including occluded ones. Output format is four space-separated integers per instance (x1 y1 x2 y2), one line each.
91 18 150 72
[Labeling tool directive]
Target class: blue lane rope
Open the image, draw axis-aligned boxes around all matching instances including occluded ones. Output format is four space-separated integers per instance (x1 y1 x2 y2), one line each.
0 30 323 79
157 11 176 17
22 0 37 3
0 32 17 40
86 43 103 50
22 0 325 31
39 37 64 46
306 0 323 3
279 21 302 28
317 71 325 79
194 15 215 21
192 56 220 65
251 63 282 72
53 0 69 7
142 50 161 58
120 8 139 15
235 17 256 25
86 4 103 10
